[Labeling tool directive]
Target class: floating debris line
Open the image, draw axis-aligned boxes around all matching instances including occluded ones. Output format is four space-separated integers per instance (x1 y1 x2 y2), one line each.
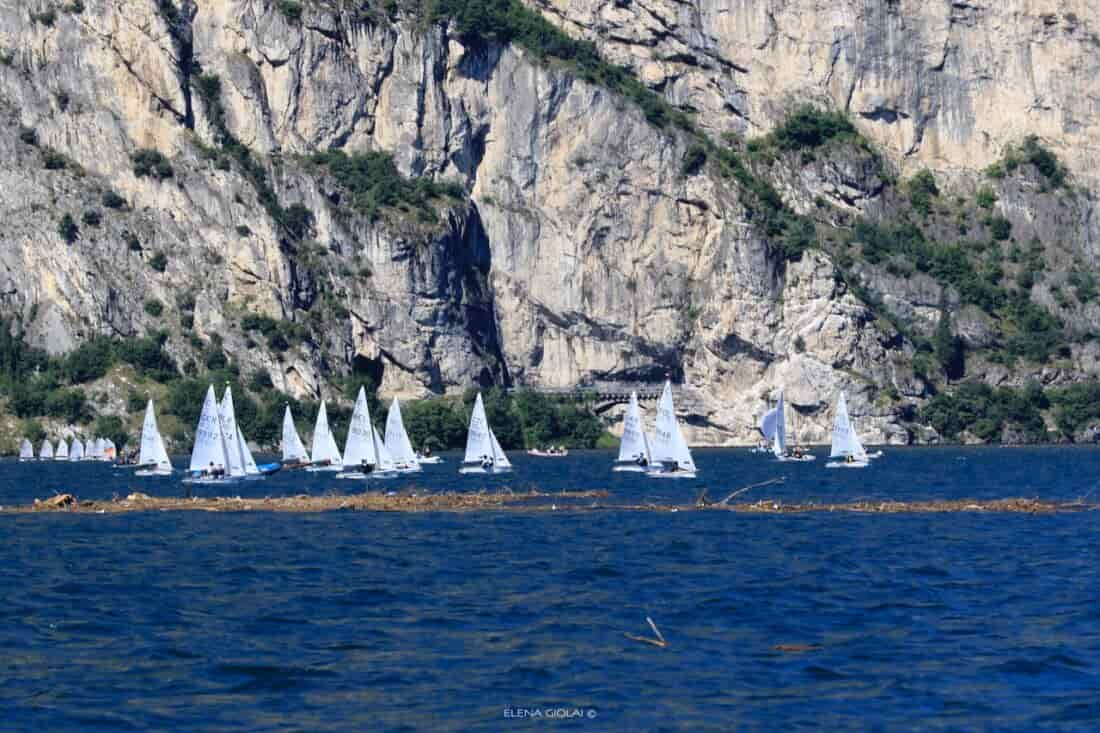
3 491 1094 515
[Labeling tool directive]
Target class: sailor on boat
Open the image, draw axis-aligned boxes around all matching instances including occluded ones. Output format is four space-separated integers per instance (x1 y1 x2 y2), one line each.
481 454 494 470
202 461 226 479
359 458 376 475
635 453 649 468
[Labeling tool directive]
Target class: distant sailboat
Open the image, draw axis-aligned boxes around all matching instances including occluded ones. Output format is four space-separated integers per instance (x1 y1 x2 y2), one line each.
18 438 33 462
384 398 421 473
135 400 173 476
281 405 310 467
54 438 69 461
613 392 654 472
337 387 397 479
306 400 343 472
826 392 869 469
90 438 106 461
39 439 54 461
103 438 117 462
459 393 512 474
69 438 84 461
647 381 697 479
764 391 814 462
183 385 234 484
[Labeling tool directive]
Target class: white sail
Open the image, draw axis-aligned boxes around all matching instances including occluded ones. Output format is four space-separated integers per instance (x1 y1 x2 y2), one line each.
138 400 161 467
69 439 84 461
281 405 309 463
617 392 651 463
651 381 696 472
772 391 787 458
18 438 33 460
218 387 247 477
760 406 780 441
39 439 54 460
55 438 69 460
237 426 260 475
90 438 104 459
463 393 494 464
104 439 117 460
189 385 229 473
384 398 419 467
489 428 512 469
342 387 377 469
373 426 398 471
310 400 342 466
152 428 172 472
830 392 867 460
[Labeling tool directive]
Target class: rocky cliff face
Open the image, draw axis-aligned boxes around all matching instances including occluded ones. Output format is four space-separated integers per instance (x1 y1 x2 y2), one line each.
0 0 1096 445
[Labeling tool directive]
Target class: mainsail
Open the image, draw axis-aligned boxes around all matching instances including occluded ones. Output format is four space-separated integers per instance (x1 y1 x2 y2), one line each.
651 380 696 472
489 429 511 469
384 398 419 468
189 385 229 473
39 439 54 460
342 387 378 469
55 438 69 460
18 438 33 460
281 405 309 463
771 391 787 458
616 392 651 464
463 393 494 465
139 400 160 467
310 400 342 466
218 387 248 477
830 392 867 461
69 439 84 461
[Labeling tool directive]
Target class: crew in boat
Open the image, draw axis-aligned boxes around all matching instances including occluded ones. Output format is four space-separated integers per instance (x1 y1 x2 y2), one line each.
481 454 494 470
359 458 375 474
422 445 433 458
635 453 649 468
203 461 226 478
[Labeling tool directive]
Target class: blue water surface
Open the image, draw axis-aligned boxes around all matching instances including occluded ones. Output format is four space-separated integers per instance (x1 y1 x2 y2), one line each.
1 447 1099 731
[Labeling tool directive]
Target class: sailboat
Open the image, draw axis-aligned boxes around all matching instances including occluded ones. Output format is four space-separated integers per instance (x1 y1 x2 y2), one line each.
90 438 106 461
647 380 697 478
762 391 814 462
613 391 655 472
336 387 397 479
459 393 512 474
184 385 235 483
103 438 117 462
39 439 54 461
18 438 33 461
69 438 84 461
54 438 69 461
135 400 173 476
306 400 343 472
384 398 421 473
826 392 869 468
281 405 310 468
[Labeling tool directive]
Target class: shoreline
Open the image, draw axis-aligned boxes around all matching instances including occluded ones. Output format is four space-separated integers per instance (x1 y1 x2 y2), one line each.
4 492 1092 516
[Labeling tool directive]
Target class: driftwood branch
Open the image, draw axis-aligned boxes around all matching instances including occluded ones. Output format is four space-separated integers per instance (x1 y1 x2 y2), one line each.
718 477 786 505
624 616 668 648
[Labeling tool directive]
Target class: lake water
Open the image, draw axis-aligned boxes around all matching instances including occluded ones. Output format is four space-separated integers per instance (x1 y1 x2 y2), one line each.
2 447 1099 730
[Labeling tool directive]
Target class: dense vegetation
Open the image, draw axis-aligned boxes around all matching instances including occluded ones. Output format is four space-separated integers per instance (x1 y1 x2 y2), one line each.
308 151 464 223
919 380 1100 443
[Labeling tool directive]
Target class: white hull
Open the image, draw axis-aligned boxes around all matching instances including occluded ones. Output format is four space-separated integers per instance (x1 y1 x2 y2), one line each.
305 464 343 473
776 454 816 462
646 470 698 479
459 465 513 475
335 470 399 480
416 456 443 464
612 463 655 473
826 461 869 469
135 468 173 477
182 476 242 485
866 450 884 459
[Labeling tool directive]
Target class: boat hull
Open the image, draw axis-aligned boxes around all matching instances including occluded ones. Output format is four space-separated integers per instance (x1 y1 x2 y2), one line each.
776 455 816 462
459 465 513 475
416 456 443 464
646 470 698 479
135 468 172 477
825 461 869 469
305 464 343 473
335 470 399 480
612 464 655 473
